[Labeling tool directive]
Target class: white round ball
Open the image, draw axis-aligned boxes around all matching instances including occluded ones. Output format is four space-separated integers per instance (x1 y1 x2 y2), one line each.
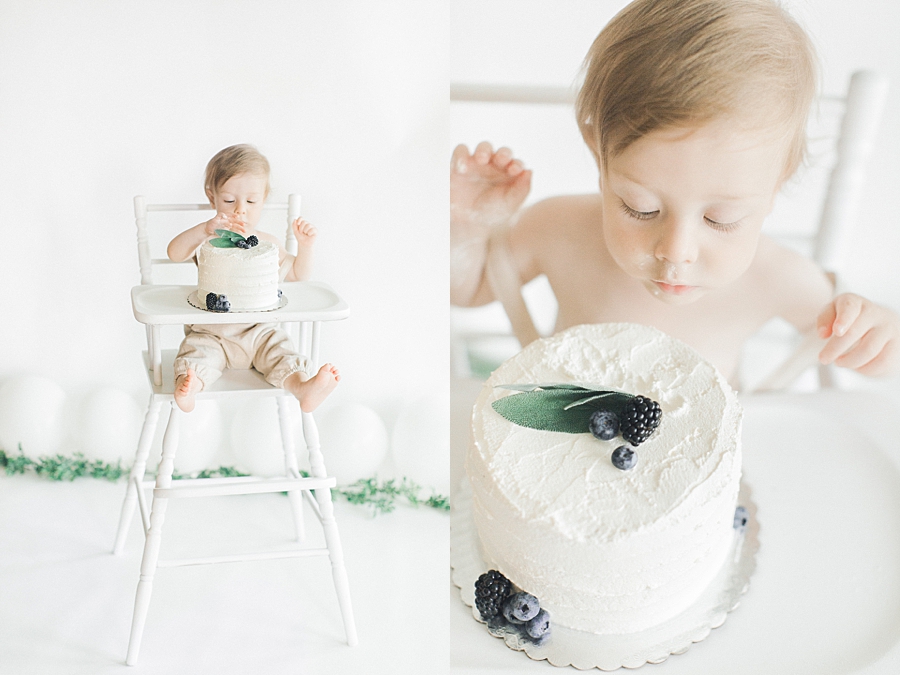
172 399 224 475
316 403 388 485
228 398 295 476
391 392 450 494
77 388 142 465
0 375 67 457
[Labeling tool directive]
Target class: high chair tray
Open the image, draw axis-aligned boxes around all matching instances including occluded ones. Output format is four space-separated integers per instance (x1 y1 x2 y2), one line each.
131 281 349 325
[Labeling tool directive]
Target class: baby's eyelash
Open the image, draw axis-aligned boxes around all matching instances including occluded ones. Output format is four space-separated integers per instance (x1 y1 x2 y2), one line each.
704 216 741 232
619 202 657 221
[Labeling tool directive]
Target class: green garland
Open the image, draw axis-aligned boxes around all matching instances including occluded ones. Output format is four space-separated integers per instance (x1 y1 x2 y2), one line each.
0 445 449 515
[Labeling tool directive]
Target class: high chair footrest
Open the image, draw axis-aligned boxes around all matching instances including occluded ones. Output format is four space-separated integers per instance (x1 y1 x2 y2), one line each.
157 546 331 568
153 476 335 499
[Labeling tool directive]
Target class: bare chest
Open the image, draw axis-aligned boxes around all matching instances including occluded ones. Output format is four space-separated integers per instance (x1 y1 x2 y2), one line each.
541 246 769 381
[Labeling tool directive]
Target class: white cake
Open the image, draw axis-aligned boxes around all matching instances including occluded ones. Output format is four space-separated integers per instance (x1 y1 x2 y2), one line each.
197 239 280 310
467 323 742 634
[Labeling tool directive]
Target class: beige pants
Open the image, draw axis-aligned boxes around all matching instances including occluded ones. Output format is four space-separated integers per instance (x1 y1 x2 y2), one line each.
174 322 309 390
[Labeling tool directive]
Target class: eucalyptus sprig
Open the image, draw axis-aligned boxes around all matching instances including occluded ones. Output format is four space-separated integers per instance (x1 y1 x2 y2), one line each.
492 384 633 434
209 229 252 248
0 446 450 514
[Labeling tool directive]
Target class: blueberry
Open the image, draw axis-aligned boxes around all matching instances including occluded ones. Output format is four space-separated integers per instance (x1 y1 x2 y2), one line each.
502 599 524 624
277 289 283 298
213 294 230 312
235 239 250 249
525 608 551 639
505 592 540 623
734 505 748 530
611 445 636 471
588 410 619 441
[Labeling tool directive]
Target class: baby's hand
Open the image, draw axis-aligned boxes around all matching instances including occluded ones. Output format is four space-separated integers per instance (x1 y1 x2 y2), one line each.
451 142 532 238
205 212 246 237
292 217 317 248
817 293 900 376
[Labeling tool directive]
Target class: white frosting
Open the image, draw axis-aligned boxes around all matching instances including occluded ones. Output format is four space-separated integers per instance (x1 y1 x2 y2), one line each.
467 323 742 634
197 240 280 310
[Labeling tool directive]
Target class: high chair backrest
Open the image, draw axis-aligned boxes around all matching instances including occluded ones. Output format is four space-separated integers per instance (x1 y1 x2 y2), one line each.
134 194 302 286
450 70 889 384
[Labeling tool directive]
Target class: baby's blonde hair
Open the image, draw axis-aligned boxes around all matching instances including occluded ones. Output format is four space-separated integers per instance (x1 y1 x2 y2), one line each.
576 0 817 180
204 144 271 200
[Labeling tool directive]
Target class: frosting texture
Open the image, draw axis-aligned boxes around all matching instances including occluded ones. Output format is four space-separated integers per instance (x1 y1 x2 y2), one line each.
197 240 280 310
467 323 742 634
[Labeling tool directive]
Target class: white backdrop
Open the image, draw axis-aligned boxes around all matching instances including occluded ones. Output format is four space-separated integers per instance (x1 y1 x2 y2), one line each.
0 1 448 480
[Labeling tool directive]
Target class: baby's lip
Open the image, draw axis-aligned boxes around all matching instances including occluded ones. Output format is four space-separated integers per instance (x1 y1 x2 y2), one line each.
653 280 697 295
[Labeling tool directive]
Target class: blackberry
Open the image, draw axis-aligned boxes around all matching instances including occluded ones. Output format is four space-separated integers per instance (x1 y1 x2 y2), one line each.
206 292 217 311
588 410 619 441
611 445 637 471
235 239 250 249
246 235 259 247
620 395 662 446
474 570 512 621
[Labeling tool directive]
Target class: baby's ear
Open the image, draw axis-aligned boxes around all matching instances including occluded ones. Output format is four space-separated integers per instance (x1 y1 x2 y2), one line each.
205 187 216 206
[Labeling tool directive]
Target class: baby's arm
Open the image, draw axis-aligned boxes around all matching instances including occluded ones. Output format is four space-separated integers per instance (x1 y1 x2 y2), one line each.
817 294 900 376
283 217 316 282
167 212 246 262
760 238 900 376
450 142 532 306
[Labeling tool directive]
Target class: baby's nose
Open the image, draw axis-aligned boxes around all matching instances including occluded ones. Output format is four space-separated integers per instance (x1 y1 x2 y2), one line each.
654 220 698 265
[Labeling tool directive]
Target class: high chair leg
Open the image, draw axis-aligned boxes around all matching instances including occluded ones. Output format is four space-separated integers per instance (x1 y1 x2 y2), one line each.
126 403 181 666
277 395 305 542
114 398 162 555
302 410 358 646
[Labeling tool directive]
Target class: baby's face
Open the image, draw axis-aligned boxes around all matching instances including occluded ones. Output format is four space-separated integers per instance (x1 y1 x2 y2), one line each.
600 120 788 305
209 172 268 230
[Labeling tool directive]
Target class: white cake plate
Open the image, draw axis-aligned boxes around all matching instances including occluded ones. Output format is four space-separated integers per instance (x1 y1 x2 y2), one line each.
451 477 759 670
187 290 288 313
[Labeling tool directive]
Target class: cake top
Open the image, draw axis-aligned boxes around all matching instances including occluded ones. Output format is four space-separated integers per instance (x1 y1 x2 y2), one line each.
469 322 741 541
199 238 277 261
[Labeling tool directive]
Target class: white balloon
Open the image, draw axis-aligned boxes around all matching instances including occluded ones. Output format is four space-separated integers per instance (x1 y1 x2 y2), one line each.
77 388 142 465
0 375 67 457
171 399 224 475
228 397 300 477
392 392 450 494
316 403 388 485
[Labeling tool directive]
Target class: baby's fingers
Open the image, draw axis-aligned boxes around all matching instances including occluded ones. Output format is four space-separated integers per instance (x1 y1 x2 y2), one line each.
818 297 868 365
819 293 862 339
831 326 892 370
473 141 495 165
491 146 525 176
451 144 472 174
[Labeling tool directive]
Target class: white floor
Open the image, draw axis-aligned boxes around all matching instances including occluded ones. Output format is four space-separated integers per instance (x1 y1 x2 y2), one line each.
0 475 448 675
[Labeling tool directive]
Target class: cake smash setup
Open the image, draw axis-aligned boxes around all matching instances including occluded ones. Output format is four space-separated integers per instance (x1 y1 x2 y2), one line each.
120 194 356 665
451 323 759 669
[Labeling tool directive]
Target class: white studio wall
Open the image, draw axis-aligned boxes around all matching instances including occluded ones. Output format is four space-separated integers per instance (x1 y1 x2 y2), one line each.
0 1 449 485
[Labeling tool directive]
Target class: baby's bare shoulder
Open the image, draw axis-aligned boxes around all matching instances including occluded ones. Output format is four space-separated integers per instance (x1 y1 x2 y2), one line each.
745 235 833 328
515 193 602 242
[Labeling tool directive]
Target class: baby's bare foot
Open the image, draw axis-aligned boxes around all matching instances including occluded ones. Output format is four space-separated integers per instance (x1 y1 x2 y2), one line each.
286 364 340 412
174 369 200 412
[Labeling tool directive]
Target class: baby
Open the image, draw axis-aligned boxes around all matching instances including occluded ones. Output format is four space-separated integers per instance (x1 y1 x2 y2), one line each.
167 144 339 412
451 0 900 386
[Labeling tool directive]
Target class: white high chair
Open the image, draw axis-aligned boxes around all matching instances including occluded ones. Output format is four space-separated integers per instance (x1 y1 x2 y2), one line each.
450 70 889 392
113 194 357 665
